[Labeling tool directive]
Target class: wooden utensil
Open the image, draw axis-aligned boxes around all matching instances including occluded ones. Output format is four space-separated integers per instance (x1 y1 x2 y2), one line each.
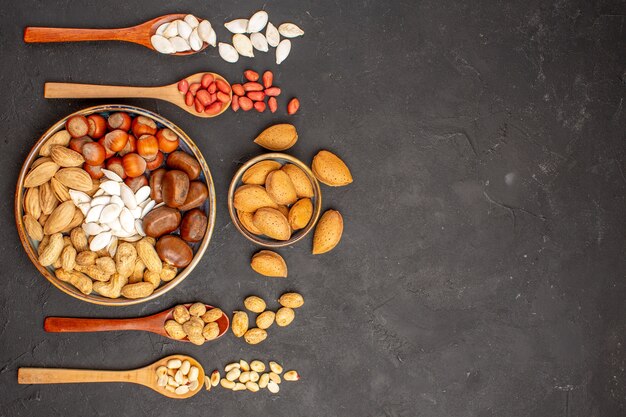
44 72 231 118
18 354 204 399
24 14 207 56
44 304 229 342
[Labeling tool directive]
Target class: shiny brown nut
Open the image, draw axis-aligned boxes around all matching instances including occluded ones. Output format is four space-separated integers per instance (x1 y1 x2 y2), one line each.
180 209 207 242
124 175 148 193
149 168 166 203
166 151 201 180
156 235 193 268
161 170 190 208
178 181 208 211
142 206 182 238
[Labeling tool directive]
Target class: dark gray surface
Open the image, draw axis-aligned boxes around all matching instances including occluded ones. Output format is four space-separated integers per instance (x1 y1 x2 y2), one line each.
1 0 624 416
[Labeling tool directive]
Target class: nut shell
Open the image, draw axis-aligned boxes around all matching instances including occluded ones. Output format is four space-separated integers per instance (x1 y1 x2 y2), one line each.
250 250 287 277
252 208 291 241
312 210 344 254
311 150 353 186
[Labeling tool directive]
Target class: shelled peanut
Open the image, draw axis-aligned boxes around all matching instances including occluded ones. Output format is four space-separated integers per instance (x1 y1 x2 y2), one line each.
231 292 303 345
156 358 201 395
230 70 299 115
164 303 224 345
178 73 231 115
207 360 299 394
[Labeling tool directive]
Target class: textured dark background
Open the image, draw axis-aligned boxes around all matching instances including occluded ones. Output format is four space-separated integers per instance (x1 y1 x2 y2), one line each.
1 0 624 416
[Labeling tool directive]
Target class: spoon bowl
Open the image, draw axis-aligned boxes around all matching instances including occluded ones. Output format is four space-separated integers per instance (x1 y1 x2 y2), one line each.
18 354 205 399
44 72 232 118
24 14 209 56
44 303 230 343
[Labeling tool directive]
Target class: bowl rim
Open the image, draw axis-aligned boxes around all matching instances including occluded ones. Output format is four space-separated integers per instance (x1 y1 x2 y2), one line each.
227 152 322 248
15 104 217 306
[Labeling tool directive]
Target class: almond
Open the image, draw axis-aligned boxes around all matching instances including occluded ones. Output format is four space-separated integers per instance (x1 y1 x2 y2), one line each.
39 130 71 156
288 198 313 230
253 124 298 151
231 311 249 337
24 161 60 188
63 206 84 233
50 177 71 202
265 170 298 205
237 210 262 235
24 214 44 241
54 168 93 191
24 186 41 220
312 209 343 254
252 207 291 241
242 160 282 185
250 250 288 277
311 150 353 186
39 182 58 215
277 205 290 218
50 145 85 167
233 185 278 213
44 200 76 235
281 164 314 198
244 295 266 313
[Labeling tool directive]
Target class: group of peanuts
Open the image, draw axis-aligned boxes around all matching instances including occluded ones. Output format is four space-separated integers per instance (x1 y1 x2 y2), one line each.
206 360 299 394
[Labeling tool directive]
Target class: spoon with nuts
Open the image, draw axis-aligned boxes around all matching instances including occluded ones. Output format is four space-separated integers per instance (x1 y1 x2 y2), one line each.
44 303 229 344
44 72 232 118
24 14 210 56
18 354 204 399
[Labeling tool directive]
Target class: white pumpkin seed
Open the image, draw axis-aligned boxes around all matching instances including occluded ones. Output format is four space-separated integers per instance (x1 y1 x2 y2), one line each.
169 36 191 52
151 35 175 54
247 11 268 33
218 43 239 63
110 195 124 208
134 186 151 205
189 28 203 51
207 28 217 47
163 21 179 37
101 169 123 182
184 15 199 29
90 231 112 251
276 39 291 64
155 23 168 36
250 32 269 52
100 204 122 224
278 23 304 38
120 184 137 210
141 200 156 218
198 20 212 43
135 219 145 236
69 190 90 205
91 196 111 207
93 189 106 197
85 204 105 224
177 21 193 40
131 206 142 219
233 34 254 57
106 217 123 234
82 222 104 236
107 235 118 257
266 22 280 47
78 202 91 216
120 208 135 233
224 19 248 34
99 181 120 196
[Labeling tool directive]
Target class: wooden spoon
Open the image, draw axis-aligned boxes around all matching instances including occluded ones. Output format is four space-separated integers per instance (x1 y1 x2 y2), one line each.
44 72 232 118
44 304 229 343
24 14 208 56
18 354 204 399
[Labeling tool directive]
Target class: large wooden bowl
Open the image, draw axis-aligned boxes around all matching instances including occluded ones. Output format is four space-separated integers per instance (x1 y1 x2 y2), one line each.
15 105 216 306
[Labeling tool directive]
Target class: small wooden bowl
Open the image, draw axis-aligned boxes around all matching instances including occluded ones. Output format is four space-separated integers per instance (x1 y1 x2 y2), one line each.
15 105 217 306
227 153 322 248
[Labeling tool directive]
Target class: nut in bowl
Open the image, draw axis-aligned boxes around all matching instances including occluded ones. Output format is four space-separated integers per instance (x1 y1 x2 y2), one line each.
228 153 322 247
15 105 216 306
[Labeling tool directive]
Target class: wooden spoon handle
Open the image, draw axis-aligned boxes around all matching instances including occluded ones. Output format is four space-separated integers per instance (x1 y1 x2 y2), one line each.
24 27 136 43
45 82 166 100
45 316 156 333
18 368 135 384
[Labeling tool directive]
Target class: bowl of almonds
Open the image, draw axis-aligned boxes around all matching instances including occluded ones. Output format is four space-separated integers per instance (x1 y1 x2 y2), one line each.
15 104 216 305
